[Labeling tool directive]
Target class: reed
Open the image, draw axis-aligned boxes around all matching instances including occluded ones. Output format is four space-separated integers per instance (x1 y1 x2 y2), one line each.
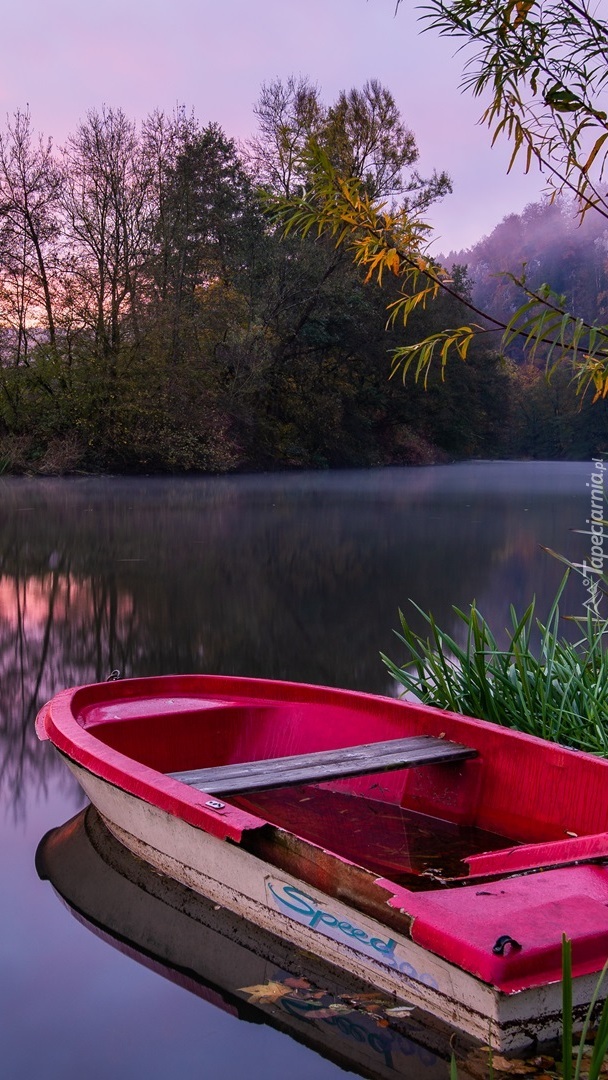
561 936 608 1080
382 574 608 755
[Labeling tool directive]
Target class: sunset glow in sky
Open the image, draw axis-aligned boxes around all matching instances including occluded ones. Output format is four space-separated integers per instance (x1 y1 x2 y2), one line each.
0 0 547 251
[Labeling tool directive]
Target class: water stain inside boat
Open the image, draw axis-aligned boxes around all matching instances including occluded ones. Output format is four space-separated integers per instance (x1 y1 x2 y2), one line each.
231 785 521 889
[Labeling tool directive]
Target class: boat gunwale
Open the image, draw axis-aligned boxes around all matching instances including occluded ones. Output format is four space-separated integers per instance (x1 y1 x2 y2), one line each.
36 673 608 856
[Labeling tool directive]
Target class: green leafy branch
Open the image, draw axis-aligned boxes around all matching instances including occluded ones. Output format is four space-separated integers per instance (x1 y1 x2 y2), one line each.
501 276 608 398
414 0 608 219
389 325 480 385
273 141 608 393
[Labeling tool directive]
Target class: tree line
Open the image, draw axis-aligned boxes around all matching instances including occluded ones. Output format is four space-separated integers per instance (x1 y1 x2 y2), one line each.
0 80 602 473
443 195 608 459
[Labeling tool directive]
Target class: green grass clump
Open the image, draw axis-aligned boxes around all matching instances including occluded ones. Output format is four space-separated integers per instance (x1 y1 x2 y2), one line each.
382 574 608 754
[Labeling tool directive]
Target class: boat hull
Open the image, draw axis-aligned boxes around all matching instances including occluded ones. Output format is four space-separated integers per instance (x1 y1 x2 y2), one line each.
38 806 490 1080
64 754 603 1051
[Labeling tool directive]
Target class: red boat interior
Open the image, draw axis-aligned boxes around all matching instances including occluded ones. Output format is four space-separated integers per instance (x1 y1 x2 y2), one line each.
231 784 517 888
72 677 608 889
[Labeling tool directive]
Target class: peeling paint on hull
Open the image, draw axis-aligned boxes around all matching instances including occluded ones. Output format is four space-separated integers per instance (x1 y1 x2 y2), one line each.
66 757 603 1052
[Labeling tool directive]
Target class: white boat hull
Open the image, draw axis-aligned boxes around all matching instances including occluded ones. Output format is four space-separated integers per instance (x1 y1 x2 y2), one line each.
65 756 602 1052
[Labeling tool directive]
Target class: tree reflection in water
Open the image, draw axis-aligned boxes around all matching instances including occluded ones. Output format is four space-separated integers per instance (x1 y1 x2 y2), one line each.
0 465 586 813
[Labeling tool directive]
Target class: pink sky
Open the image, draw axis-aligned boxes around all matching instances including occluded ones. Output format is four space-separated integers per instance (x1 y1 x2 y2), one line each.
0 0 546 251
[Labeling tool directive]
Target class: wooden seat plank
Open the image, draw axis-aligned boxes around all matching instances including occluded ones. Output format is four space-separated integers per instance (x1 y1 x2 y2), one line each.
168 735 477 796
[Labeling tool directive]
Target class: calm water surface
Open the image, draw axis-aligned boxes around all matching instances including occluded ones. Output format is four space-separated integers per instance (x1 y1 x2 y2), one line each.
0 462 594 1079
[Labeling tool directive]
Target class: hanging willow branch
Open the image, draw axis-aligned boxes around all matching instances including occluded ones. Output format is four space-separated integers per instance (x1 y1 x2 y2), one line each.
273 141 608 396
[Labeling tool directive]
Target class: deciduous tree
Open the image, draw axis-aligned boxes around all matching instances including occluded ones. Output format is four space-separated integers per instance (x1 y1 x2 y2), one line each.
60 107 152 364
0 110 59 362
278 2 608 399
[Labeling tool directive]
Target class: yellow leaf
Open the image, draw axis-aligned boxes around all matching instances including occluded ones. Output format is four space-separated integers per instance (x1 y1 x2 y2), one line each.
239 981 292 1004
582 131 608 175
387 249 400 274
513 0 534 27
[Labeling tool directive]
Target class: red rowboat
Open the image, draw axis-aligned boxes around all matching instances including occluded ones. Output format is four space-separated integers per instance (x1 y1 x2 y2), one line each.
36 674 608 1050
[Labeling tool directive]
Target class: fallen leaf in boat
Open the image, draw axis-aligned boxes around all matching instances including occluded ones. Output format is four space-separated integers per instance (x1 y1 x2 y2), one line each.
283 977 311 989
459 1048 542 1078
385 1005 416 1017
576 1050 608 1074
303 1006 353 1019
239 981 292 1004
486 1055 540 1074
343 993 392 1004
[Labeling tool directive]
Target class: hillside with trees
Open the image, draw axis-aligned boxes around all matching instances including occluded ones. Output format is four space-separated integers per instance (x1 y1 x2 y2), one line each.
442 196 608 458
445 197 608 351
0 81 603 474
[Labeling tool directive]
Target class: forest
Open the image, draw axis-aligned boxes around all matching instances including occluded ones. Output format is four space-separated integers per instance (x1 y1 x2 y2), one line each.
0 78 606 475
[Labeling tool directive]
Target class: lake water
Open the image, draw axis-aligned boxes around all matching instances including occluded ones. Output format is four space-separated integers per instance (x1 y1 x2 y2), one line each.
0 461 596 1079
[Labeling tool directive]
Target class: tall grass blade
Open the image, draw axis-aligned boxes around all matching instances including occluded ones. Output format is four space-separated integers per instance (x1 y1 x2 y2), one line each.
562 935 573 1080
589 995 608 1080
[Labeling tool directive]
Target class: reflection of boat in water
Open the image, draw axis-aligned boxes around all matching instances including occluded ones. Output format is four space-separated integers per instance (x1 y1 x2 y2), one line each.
36 807 482 1080
36 674 608 1050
